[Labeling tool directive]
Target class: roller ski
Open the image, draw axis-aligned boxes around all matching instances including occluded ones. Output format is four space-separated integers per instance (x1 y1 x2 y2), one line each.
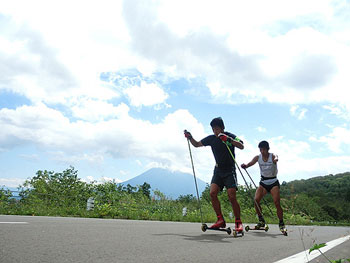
201 224 232 235
232 219 244 237
245 220 269 232
279 222 287 236
201 215 232 235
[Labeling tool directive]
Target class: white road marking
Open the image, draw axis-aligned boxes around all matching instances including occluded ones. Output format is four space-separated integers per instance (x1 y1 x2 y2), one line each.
0 222 28 224
274 234 350 263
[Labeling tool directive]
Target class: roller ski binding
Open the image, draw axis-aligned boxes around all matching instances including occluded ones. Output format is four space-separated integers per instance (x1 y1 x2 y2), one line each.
279 222 287 236
245 220 269 232
232 219 244 237
201 215 232 235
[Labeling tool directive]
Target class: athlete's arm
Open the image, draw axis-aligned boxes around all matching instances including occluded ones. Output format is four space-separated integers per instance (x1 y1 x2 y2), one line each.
189 138 203 147
272 154 278 164
184 130 204 148
232 140 244 150
241 155 259 169
218 133 244 149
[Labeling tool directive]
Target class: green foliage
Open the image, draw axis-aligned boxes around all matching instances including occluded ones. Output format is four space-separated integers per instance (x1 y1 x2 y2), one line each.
309 243 350 263
19 166 94 211
309 243 326 253
280 172 350 223
0 187 12 202
1 167 350 227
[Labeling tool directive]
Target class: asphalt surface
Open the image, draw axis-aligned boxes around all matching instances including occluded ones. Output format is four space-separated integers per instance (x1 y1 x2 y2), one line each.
1 215 349 263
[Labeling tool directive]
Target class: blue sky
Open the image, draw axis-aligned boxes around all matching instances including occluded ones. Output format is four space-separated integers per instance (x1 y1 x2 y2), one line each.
1 0 350 188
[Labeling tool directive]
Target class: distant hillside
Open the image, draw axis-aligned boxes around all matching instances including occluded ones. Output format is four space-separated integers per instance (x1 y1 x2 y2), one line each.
281 172 350 200
120 168 207 199
280 172 350 221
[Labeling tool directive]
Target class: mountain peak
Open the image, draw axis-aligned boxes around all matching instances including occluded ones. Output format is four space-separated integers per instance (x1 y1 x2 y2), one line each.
120 167 207 199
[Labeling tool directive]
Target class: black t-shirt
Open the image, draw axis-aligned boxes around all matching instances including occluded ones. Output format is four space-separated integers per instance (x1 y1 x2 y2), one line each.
201 132 243 171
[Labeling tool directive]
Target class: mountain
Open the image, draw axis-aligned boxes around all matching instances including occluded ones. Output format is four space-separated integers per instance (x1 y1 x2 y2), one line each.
120 168 208 199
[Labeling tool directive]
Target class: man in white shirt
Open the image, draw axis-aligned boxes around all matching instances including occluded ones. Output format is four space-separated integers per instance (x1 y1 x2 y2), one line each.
241 141 285 231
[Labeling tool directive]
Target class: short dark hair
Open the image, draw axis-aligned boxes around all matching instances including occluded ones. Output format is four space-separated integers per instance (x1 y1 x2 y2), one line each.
210 117 225 129
258 141 269 150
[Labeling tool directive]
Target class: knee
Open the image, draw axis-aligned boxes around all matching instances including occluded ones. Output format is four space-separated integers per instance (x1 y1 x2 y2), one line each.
210 191 218 199
274 199 281 206
228 194 236 203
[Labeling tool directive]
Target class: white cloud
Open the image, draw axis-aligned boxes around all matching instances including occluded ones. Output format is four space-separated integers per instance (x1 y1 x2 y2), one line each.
311 126 350 153
323 104 350 121
290 105 308 120
1 0 350 184
1 0 349 111
0 102 213 181
0 178 25 188
70 99 127 122
0 1 128 105
123 81 169 108
82 176 122 184
121 0 350 114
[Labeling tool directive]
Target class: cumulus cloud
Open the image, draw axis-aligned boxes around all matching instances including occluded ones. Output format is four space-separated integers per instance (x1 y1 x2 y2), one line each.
290 105 308 120
70 99 128 122
310 126 350 153
121 0 350 110
0 178 25 188
0 102 213 181
323 104 350 121
1 0 350 184
123 81 169 108
0 17 77 103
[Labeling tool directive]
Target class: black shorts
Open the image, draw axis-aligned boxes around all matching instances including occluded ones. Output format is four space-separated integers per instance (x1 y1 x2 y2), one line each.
211 167 237 191
260 180 280 193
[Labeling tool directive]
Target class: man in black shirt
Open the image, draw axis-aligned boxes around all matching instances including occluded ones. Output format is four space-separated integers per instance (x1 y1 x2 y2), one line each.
184 117 244 230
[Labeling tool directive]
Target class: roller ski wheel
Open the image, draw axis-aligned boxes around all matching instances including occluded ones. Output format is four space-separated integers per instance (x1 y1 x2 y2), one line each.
245 225 250 232
280 227 288 236
201 223 231 235
232 229 244 237
233 221 244 237
264 225 269 232
279 223 287 236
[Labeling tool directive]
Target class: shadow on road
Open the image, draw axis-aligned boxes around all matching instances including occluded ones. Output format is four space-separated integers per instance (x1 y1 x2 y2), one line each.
152 232 245 243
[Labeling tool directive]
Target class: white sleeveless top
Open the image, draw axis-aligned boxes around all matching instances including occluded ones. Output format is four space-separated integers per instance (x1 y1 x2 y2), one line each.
258 153 278 184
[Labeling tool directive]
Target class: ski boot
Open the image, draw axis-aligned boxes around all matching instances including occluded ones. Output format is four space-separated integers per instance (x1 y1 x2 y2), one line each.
210 215 226 229
233 219 244 237
256 220 265 228
279 222 287 236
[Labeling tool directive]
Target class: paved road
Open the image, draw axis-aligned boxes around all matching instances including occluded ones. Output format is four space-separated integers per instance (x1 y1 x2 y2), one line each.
1 215 349 263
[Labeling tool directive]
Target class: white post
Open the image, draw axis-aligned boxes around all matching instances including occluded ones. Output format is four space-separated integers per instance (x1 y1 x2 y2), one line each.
87 197 94 211
229 212 233 220
182 207 187 217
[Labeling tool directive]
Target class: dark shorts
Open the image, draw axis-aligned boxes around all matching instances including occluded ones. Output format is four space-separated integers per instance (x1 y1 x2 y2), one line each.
211 167 237 191
260 180 280 193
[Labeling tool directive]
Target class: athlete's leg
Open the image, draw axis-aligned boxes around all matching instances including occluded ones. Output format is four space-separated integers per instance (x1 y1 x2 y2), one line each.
227 187 241 219
270 186 283 221
255 185 267 217
210 183 222 216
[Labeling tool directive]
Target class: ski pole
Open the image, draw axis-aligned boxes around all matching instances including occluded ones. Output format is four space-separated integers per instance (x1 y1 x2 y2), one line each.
222 142 267 218
186 136 204 225
243 167 274 216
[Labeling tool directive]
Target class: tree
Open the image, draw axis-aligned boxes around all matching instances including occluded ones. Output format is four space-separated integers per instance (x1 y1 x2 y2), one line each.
138 182 151 199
